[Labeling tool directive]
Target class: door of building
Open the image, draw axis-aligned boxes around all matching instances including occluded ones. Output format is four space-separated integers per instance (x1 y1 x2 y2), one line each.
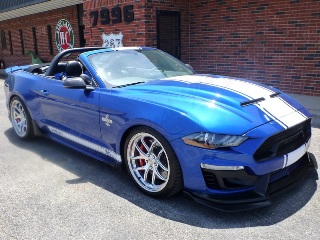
77 4 86 47
157 10 181 59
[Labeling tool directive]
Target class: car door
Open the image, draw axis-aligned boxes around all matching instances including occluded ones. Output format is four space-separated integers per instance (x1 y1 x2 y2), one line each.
38 77 102 154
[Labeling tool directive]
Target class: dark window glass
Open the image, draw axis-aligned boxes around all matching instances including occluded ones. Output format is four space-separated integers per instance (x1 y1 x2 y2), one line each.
47 25 53 55
19 29 24 55
1 30 6 49
32 27 38 55
8 31 13 55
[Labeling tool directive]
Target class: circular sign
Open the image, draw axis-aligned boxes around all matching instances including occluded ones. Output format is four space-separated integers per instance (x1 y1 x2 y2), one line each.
55 19 74 52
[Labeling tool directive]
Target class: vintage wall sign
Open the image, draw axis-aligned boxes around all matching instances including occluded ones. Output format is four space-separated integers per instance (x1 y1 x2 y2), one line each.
90 5 134 27
55 19 74 52
102 32 123 48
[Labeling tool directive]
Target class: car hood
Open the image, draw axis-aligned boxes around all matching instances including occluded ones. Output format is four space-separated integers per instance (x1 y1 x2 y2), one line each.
117 74 306 135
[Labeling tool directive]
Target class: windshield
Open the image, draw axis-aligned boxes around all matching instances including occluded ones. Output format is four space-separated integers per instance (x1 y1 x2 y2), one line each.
88 49 195 87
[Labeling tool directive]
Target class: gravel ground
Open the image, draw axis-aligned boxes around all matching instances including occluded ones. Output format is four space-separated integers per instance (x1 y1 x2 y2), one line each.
0 80 319 240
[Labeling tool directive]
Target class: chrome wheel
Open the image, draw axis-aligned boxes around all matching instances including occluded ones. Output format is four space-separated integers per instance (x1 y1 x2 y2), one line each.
11 99 27 137
10 97 33 139
127 132 170 193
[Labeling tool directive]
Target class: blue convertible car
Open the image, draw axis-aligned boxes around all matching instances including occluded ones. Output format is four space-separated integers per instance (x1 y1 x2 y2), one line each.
4 47 316 211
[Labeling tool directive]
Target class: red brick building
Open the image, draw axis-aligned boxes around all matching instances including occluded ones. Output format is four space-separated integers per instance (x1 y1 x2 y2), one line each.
0 0 319 96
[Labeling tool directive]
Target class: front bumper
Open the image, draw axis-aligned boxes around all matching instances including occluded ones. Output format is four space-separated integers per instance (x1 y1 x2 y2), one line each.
185 152 317 212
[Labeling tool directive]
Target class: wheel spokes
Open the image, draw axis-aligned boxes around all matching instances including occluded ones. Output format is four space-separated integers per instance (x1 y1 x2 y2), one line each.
156 149 168 171
140 138 150 152
151 168 156 185
131 155 148 161
149 140 157 152
143 164 151 182
134 142 148 159
18 121 24 133
153 168 166 182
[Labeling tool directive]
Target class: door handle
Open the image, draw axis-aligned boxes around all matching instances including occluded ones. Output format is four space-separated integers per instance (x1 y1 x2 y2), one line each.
40 90 50 95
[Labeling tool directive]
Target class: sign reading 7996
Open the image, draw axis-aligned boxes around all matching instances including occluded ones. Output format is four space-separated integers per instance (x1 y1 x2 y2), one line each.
90 5 134 26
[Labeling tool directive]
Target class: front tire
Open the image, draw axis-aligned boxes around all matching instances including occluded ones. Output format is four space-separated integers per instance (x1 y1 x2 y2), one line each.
124 127 183 198
10 97 34 140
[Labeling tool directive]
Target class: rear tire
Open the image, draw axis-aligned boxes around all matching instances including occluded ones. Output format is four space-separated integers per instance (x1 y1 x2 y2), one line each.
10 97 34 140
124 126 183 198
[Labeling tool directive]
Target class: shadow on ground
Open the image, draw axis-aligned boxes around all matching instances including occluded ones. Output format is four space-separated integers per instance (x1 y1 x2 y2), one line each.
4 127 318 229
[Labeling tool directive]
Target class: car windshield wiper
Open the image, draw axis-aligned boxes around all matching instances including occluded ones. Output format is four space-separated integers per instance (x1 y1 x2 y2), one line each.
114 81 146 88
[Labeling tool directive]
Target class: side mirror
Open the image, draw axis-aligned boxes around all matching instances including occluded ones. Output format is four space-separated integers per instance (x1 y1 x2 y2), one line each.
63 76 95 91
81 74 95 91
63 77 86 88
80 74 92 85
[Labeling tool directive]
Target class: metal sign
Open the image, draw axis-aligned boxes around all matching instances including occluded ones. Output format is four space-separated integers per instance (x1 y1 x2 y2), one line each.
102 32 123 48
55 19 74 52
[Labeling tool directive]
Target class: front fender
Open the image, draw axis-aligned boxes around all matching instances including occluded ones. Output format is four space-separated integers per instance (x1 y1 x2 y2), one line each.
99 94 207 156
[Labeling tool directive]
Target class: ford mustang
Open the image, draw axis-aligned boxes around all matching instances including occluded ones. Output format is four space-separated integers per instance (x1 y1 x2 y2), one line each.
3 47 317 211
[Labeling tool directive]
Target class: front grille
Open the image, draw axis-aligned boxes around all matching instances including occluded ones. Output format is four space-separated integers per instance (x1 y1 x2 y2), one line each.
254 118 311 162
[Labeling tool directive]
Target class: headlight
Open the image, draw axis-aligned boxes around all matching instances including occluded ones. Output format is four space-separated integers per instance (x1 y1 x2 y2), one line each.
182 133 248 149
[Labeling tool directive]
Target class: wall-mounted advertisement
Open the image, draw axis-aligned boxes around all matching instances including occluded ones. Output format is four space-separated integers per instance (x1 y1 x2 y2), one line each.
55 19 74 52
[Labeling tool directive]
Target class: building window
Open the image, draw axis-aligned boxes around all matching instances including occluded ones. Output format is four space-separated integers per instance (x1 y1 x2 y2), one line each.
32 27 38 55
47 25 53 55
1 31 6 49
19 29 25 55
8 31 13 55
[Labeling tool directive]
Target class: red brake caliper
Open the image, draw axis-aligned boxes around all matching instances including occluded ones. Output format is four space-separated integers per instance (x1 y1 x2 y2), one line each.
139 144 146 167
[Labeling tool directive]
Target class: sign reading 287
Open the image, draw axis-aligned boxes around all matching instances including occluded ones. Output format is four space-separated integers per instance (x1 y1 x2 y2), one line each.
90 5 134 27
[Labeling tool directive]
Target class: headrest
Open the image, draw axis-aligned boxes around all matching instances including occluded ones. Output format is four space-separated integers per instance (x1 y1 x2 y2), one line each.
65 61 83 77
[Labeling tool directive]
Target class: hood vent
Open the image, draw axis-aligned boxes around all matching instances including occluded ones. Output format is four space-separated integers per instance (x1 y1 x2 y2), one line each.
240 92 281 107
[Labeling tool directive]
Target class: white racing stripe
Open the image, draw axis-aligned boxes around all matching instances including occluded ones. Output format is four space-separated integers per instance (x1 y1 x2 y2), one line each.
284 139 310 168
257 105 288 129
259 97 294 121
257 97 307 128
278 97 308 122
168 75 308 129
169 75 273 99
48 126 122 163
278 111 308 128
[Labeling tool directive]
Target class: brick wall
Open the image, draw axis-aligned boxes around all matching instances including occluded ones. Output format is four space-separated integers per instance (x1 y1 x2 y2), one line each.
82 0 190 65
188 0 320 96
82 0 147 47
1 0 319 96
83 0 320 96
0 5 79 67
